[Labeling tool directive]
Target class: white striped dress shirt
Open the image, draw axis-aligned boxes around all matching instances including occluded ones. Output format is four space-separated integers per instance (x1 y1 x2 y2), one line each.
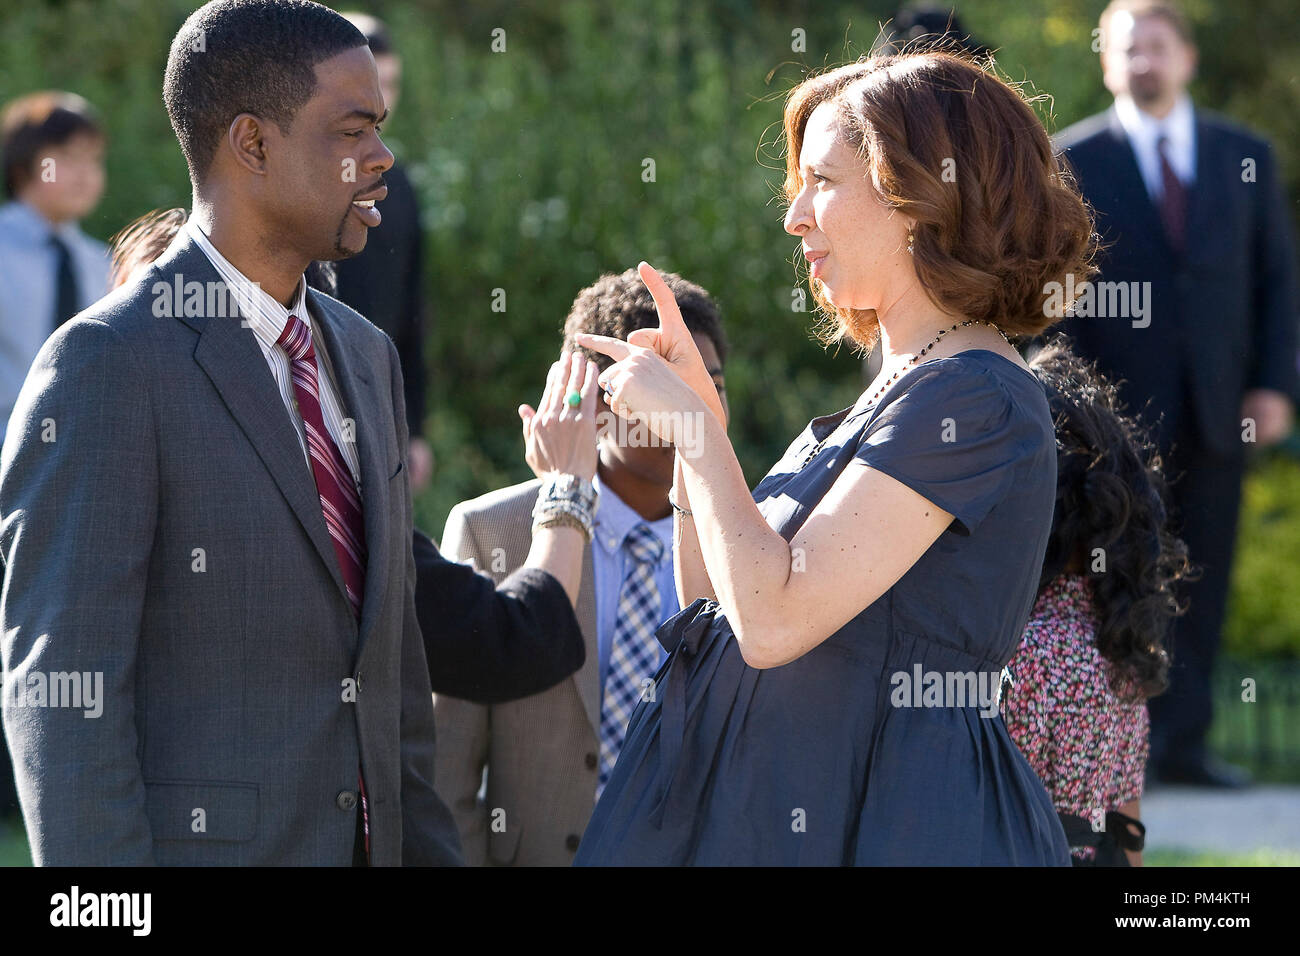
186 219 362 492
1113 93 1196 201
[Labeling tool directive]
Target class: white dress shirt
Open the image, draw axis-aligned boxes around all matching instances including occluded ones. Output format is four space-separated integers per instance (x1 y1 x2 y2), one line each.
1113 92 1196 201
0 201 110 438
186 219 361 490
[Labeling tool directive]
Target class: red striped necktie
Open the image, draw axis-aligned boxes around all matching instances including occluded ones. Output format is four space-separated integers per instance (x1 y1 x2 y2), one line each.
276 312 371 859
277 314 367 612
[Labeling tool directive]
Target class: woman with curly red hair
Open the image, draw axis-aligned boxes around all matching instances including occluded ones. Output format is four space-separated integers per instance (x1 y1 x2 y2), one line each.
573 50 1097 865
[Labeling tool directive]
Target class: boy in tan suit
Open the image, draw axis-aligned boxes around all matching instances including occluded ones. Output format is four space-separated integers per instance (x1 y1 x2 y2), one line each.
433 269 728 865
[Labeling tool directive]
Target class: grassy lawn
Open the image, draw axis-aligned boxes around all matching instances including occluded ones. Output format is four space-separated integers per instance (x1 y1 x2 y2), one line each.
1145 847 1300 866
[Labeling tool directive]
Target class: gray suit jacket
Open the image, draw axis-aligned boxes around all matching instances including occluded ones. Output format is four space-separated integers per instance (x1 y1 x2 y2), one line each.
0 235 461 865
433 479 602 866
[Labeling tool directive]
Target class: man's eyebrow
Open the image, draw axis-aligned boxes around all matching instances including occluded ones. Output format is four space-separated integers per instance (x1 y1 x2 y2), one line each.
338 107 389 125
707 365 724 377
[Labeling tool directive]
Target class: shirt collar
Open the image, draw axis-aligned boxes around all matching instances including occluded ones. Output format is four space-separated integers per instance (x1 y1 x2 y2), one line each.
1114 92 1195 154
185 217 309 348
1 199 81 244
592 471 673 562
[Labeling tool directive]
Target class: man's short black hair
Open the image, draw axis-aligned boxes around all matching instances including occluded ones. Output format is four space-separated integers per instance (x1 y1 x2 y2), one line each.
563 269 729 374
163 0 367 183
1 91 104 199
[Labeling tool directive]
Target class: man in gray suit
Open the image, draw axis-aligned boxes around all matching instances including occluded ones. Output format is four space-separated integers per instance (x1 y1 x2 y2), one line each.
0 0 487 866
433 269 728 865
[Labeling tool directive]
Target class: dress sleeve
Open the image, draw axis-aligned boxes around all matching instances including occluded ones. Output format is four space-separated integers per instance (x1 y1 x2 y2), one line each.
851 361 1032 536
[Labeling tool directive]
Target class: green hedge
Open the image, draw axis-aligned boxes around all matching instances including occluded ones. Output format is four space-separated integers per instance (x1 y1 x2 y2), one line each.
1226 452 1300 658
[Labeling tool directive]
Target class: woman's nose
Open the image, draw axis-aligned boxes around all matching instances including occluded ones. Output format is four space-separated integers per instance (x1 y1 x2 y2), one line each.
784 193 811 236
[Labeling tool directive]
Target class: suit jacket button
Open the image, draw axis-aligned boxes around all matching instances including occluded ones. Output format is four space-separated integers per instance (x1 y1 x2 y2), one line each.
337 790 358 811
584 752 597 770
565 834 581 852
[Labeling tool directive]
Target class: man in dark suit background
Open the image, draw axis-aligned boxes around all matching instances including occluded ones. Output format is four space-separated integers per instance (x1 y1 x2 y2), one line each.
1054 0 1298 786
335 12 435 494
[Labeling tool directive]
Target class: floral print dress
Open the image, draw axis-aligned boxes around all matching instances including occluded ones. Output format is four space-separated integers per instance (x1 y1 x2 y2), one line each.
1003 573 1149 863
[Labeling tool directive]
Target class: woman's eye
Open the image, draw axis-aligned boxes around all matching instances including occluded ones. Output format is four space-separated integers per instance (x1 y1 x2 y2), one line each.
345 130 363 138
811 172 828 184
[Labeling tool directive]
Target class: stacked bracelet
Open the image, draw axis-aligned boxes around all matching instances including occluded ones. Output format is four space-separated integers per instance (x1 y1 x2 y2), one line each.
532 473 598 542
668 493 693 518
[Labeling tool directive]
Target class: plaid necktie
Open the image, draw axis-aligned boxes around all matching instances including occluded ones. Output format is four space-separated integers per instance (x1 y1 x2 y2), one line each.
597 523 663 800
276 312 371 858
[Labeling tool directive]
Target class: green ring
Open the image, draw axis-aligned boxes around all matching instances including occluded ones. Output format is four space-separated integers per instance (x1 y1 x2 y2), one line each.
565 391 582 407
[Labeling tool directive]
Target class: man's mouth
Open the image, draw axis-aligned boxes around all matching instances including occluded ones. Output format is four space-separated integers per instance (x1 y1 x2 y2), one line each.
351 198 381 227
349 183 388 227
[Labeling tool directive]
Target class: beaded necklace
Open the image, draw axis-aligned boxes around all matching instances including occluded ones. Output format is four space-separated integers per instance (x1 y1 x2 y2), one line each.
798 318 1012 469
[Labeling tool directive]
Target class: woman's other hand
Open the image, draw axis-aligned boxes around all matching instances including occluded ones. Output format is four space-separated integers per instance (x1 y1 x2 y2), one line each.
519 348 600 482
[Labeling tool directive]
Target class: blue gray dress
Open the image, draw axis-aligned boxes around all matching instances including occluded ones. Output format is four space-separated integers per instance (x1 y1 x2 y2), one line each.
573 350 1072 866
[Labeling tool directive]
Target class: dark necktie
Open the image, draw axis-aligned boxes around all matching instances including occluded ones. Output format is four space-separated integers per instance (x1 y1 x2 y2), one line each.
50 234 81 332
1157 135 1186 253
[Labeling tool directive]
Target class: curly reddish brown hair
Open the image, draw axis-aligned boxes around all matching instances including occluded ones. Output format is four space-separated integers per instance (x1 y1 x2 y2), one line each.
782 52 1098 351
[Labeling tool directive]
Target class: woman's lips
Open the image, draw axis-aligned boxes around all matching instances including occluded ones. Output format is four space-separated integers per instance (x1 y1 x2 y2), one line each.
806 250 828 279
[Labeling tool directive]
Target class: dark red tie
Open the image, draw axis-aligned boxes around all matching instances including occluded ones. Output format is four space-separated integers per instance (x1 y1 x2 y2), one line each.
1157 135 1186 252
276 313 372 860
277 314 367 611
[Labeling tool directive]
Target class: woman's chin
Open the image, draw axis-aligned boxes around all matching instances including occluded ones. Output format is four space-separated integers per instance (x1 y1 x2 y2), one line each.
817 281 857 311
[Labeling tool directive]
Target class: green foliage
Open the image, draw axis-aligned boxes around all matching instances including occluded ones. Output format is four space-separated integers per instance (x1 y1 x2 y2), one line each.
1225 455 1300 659
0 819 30 866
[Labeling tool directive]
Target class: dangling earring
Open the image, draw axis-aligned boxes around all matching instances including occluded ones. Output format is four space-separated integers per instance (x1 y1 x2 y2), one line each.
907 229 915 254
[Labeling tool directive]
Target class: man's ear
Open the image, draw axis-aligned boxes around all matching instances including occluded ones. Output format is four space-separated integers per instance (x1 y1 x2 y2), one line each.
227 113 269 175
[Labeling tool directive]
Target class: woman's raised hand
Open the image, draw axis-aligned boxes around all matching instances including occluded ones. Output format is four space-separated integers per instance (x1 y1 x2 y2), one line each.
519 349 600 481
574 262 725 425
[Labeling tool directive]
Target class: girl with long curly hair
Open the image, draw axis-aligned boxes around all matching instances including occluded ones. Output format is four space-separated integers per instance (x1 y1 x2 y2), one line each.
1003 339 1192 866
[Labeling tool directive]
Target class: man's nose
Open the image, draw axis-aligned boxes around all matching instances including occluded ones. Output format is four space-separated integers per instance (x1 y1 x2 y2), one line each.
369 136 395 173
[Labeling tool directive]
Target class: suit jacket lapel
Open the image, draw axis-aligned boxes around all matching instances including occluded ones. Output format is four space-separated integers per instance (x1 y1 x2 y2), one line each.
166 239 353 616
307 289 390 660
1183 110 1223 265
574 545 601 735
1103 106 1174 254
